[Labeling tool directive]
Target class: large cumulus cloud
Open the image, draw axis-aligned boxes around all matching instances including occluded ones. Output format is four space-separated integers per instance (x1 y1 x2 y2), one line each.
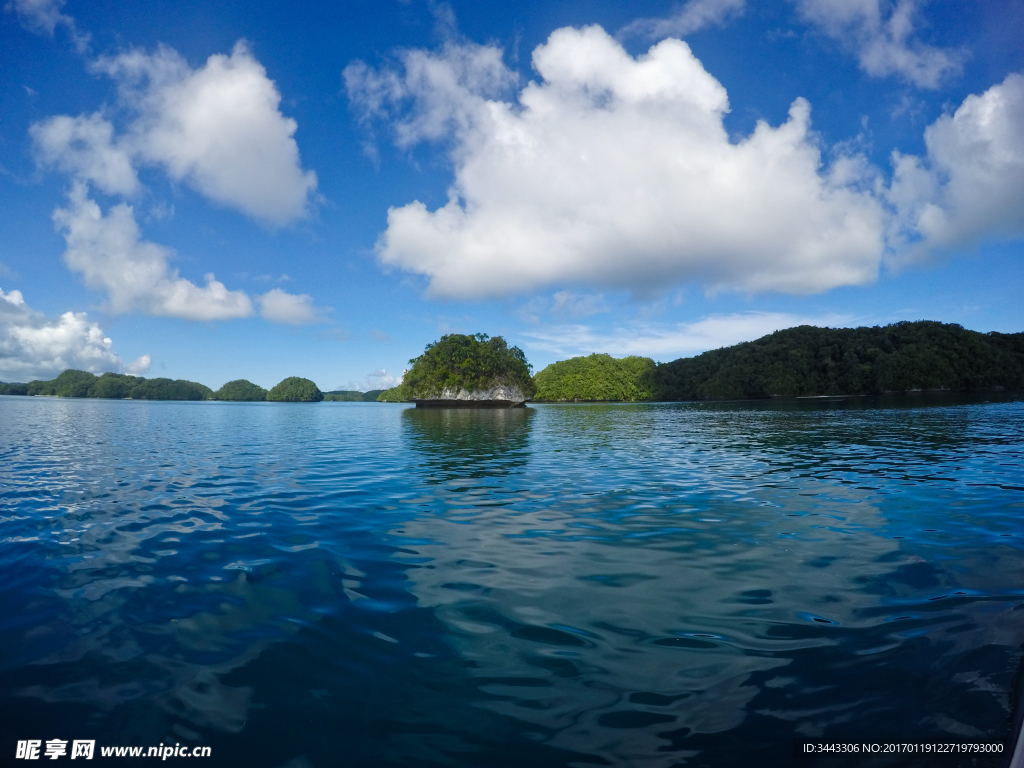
348 26 888 299
349 25 1024 301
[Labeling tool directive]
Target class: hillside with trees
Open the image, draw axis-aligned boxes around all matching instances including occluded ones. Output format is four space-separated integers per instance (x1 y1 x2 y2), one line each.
533 354 655 401
1 370 214 400
267 377 323 402
214 379 268 401
399 333 534 399
377 384 412 402
0 371 323 402
647 321 1024 400
323 390 385 402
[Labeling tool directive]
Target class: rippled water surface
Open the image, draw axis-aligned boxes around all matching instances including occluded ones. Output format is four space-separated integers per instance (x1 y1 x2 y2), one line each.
2 394 1023 767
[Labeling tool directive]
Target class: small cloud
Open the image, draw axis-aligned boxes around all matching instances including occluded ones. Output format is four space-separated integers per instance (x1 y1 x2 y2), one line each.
890 93 926 121
620 0 746 40
370 329 391 342
521 311 858 360
146 201 174 222
24 85 37 97
319 327 350 342
339 368 404 392
257 288 332 325
517 292 609 323
794 0 964 89
124 354 152 375
550 291 608 319
514 296 547 325
7 0 89 51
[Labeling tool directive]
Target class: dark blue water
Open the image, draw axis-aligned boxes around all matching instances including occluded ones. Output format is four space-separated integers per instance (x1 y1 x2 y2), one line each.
1 394 1023 767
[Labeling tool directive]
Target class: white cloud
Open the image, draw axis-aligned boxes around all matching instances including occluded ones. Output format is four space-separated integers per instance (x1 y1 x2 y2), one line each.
621 0 746 39
338 369 404 392
521 311 855 360
256 288 330 325
90 42 317 225
53 184 254 321
344 39 517 149
349 26 888 300
6 0 68 34
5 0 88 51
550 291 609 319
794 0 962 89
123 354 152 375
518 291 609 323
889 72 1024 258
30 113 139 196
0 286 150 381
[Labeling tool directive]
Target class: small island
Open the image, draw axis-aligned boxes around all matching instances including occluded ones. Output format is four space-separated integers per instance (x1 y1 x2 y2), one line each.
379 333 534 408
533 353 655 402
267 377 323 402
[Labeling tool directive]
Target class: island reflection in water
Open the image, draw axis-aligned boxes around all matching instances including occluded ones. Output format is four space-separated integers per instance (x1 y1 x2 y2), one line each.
0 394 1022 767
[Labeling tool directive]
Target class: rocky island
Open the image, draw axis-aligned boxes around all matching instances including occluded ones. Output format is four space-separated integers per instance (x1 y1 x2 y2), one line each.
379 333 534 407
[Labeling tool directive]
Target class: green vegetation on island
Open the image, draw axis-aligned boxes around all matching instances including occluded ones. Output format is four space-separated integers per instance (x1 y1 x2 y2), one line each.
8 369 213 400
267 377 323 402
0 371 331 402
323 390 385 402
214 379 268 401
5 322 1021 406
126 377 214 401
533 354 655 402
647 321 1024 400
377 384 412 402
399 333 534 399
0 382 28 396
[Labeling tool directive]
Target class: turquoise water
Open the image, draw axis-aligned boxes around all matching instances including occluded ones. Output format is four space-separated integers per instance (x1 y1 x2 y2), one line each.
1 394 1023 766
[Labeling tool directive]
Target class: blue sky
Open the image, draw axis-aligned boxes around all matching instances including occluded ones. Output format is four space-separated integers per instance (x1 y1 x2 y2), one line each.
1 0 1022 391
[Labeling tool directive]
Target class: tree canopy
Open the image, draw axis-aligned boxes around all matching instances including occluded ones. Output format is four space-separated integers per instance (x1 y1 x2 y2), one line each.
647 321 1024 400
11 370 212 400
215 379 268 401
402 333 534 398
267 377 323 402
123 377 214 401
323 389 385 402
533 354 655 401
377 384 412 402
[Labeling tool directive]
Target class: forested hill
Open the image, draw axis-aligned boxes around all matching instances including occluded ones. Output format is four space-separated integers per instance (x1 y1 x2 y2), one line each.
647 321 1024 401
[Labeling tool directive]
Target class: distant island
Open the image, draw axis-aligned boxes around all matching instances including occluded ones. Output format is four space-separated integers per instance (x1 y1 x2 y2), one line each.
378 333 534 407
647 321 1024 400
0 371 323 403
322 390 385 402
533 353 655 402
2 322 1021 405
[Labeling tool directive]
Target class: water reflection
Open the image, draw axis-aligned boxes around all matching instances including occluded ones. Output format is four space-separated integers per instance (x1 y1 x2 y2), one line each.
401 407 534 483
0 396 1021 767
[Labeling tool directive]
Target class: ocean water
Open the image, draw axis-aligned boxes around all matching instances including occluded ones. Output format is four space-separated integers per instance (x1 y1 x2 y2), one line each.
1 394 1023 767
